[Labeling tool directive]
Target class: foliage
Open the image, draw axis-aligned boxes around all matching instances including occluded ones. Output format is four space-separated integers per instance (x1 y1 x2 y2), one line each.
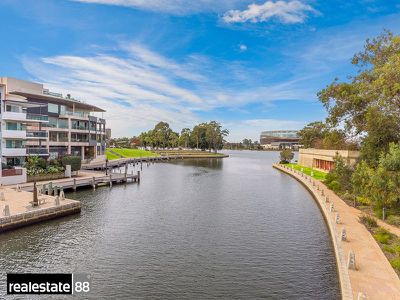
318 31 400 165
359 214 377 229
390 258 400 272
324 155 353 193
373 228 393 244
25 156 64 176
387 215 400 227
62 156 81 172
138 121 228 152
298 121 327 148
279 149 294 163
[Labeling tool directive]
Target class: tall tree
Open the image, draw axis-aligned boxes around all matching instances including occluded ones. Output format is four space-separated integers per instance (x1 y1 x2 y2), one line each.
298 121 327 148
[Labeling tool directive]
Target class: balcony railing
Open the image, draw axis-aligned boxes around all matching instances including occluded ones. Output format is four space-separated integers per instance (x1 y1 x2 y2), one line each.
26 131 48 138
26 113 49 122
26 148 49 155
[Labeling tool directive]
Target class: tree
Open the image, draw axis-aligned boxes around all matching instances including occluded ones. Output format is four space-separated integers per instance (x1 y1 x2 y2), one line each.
279 149 294 163
318 31 400 165
205 121 229 152
180 128 191 148
191 123 208 150
298 121 327 148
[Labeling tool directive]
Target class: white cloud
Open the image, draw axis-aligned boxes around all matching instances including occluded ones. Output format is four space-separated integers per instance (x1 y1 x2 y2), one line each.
22 43 315 138
239 44 248 52
73 0 248 15
223 0 316 24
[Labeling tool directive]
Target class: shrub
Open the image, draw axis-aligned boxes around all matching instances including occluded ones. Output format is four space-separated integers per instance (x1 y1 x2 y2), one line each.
373 228 393 244
390 258 400 272
62 156 81 172
359 214 377 229
279 149 294 164
387 215 400 227
383 245 396 254
327 180 341 192
356 196 371 206
37 157 47 169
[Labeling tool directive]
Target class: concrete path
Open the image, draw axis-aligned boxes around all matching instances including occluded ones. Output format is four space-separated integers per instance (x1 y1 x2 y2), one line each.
274 164 400 300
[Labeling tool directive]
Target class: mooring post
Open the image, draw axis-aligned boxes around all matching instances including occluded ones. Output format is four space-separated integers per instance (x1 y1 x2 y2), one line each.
92 176 96 189
73 178 77 191
48 182 53 196
137 170 141 183
109 174 112 187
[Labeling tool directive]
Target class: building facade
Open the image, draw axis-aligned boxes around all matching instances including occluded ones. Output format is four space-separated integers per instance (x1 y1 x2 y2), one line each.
0 77 107 184
298 148 360 172
260 130 300 149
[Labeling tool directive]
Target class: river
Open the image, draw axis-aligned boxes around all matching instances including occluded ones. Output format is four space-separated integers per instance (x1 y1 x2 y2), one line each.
0 151 340 299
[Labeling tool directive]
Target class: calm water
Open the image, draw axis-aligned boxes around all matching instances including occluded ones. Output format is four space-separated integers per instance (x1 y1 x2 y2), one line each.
0 151 340 299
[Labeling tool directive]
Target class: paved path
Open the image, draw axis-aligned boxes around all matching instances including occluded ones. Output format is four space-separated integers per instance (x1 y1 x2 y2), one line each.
274 164 400 300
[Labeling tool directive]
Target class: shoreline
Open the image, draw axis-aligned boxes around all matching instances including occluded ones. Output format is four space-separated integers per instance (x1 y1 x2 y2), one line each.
273 163 400 299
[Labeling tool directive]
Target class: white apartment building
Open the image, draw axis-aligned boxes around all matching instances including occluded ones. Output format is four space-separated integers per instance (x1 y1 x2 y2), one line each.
0 77 107 185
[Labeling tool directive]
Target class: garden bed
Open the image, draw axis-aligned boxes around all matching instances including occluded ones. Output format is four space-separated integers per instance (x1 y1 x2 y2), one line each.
27 172 65 182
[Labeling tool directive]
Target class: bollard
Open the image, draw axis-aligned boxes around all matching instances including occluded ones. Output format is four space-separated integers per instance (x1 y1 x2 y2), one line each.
325 195 329 203
92 177 96 189
335 213 340 224
341 227 347 241
48 182 53 196
3 204 10 216
0 192 5 201
347 250 356 270
60 190 65 201
357 292 367 300
54 196 60 206
330 203 334 212
137 170 141 183
321 189 324 196
73 179 77 191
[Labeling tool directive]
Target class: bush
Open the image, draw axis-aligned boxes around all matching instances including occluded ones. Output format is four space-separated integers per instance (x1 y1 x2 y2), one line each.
390 258 400 272
373 228 393 244
37 157 47 169
387 215 400 227
279 149 294 164
62 156 81 172
327 180 341 192
383 245 396 254
356 196 371 206
359 214 377 229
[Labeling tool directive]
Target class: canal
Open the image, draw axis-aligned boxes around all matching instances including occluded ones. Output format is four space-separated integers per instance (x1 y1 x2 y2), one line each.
0 151 340 299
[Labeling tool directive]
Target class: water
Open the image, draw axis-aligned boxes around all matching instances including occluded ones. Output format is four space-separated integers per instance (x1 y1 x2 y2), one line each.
0 151 340 299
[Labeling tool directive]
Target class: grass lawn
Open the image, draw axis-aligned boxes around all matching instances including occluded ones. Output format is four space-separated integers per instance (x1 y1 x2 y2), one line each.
107 148 157 160
284 163 328 181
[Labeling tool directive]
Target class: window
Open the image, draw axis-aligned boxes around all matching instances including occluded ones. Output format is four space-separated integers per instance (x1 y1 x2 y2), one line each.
49 132 58 142
6 122 25 130
6 105 20 113
48 117 58 128
59 132 68 142
59 105 66 115
6 140 25 148
48 103 59 113
58 119 68 129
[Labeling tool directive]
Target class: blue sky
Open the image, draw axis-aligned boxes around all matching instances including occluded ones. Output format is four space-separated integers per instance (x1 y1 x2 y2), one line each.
1 0 399 141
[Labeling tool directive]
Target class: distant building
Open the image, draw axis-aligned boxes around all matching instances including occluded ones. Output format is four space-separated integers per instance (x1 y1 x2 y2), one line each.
298 148 360 172
260 130 300 150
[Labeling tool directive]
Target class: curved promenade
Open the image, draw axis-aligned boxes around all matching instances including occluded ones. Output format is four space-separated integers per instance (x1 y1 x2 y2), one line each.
273 164 400 300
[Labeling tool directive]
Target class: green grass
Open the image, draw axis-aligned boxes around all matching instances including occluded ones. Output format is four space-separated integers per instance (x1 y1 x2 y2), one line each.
284 163 328 180
106 148 157 160
105 150 121 160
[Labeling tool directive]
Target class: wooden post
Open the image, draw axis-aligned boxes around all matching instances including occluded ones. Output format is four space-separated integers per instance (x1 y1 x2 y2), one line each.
137 171 140 183
109 174 112 187
48 182 53 196
92 176 96 189
73 178 77 191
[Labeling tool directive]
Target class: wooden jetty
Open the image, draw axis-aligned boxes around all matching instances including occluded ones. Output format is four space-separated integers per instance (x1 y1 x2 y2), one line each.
16 171 140 193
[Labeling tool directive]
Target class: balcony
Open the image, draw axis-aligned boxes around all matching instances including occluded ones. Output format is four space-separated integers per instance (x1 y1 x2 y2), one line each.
2 130 26 139
2 111 27 121
26 113 49 122
2 148 26 157
26 147 49 156
26 131 48 139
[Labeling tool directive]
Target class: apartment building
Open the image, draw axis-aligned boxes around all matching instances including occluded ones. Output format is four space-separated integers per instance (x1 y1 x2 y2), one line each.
0 77 107 184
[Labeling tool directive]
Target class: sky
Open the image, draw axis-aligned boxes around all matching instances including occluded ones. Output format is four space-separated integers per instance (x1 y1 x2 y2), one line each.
0 0 399 142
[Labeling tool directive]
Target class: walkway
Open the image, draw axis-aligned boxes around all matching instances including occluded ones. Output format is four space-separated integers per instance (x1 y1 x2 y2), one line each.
274 164 400 300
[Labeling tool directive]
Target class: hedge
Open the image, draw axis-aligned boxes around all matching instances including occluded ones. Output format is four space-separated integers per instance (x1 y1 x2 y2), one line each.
62 156 81 172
